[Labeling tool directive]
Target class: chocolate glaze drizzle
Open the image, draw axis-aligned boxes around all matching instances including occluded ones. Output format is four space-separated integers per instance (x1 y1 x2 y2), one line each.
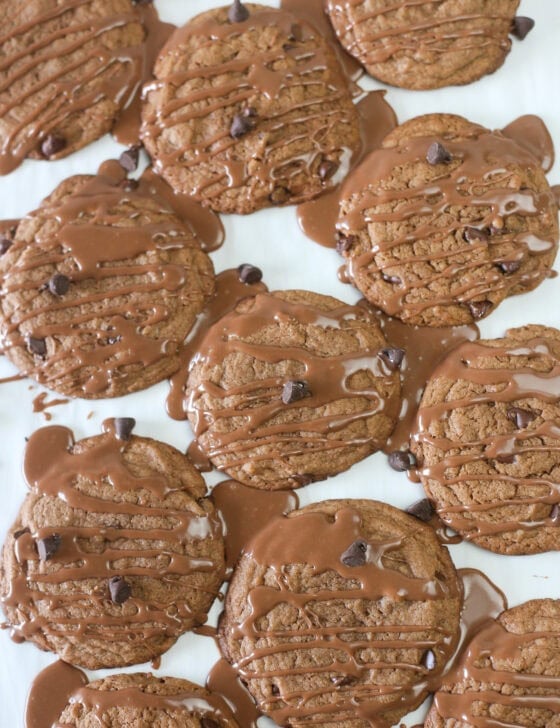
1 422 224 665
26 660 88 728
31 391 70 421
186 292 401 489
207 659 262 728
0 160 219 398
0 0 146 174
338 119 559 322
141 5 360 212
412 329 560 551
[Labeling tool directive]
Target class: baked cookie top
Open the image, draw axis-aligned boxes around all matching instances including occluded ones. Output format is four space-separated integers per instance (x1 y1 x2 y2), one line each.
219 498 462 727
141 3 360 214
412 324 560 555
337 113 558 326
186 289 402 490
0 421 225 669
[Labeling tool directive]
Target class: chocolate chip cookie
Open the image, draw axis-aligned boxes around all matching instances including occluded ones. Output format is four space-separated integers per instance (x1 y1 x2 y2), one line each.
412 325 560 555
0 421 225 669
141 3 361 214
186 290 402 489
325 0 528 90
219 498 462 727
337 114 558 326
0 161 214 398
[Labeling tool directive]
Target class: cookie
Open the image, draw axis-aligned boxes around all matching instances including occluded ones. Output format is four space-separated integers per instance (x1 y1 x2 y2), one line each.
0 0 146 174
0 421 225 669
0 161 215 398
56 673 239 727
186 290 401 490
325 0 526 90
337 113 559 327
412 325 560 555
219 498 462 727
141 3 361 215
426 599 560 727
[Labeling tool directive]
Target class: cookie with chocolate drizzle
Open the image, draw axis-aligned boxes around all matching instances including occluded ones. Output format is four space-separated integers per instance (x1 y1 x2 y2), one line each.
185 290 401 490
0 421 225 669
0 161 215 398
325 0 527 90
0 0 147 174
412 325 560 555
141 2 361 214
337 113 558 326
426 599 560 728
219 498 462 727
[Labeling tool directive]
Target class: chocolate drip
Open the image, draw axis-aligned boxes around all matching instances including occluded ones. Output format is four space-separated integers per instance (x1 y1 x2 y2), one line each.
2 423 224 652
222 504 461 726
31 392 69 421
186 292 400 488
338 123 558 320
412 330 560 547
0 1 145 174
141 6 359 210
26 661 87 728
502 114 555 173
206 659 261 728
0 160 216 398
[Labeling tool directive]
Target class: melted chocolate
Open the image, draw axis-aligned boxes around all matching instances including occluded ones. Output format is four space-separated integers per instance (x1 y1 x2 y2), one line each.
26 661 87 728
206 659 262 728
502 114 555 173
31 392 69 421
2 422 224 646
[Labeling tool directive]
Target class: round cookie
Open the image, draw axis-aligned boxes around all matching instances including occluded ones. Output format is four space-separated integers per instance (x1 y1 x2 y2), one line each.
0 0 146 174
412 325 560 555
325 0 524 90
57 673 239 727
337 113 559 327
0 421 225 669
0 161 215 398
426 599 560 727
141 3 361 215
219 498 462 727
186 290 402 490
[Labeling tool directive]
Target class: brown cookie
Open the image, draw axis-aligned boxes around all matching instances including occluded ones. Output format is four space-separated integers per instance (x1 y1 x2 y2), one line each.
186 290 401 490
0 422 225 669
0 161 214 398
57 673 239 727
426 599 560 727
412 325 560 555
0 0 146 174
337 114 558 326
141 3 361 214
325 0 525 90
219 498 462 727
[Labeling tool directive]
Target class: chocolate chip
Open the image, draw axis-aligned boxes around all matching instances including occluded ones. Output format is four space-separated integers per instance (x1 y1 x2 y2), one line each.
109 576 132 604
467 300 492 320
507 407 536 429
119 146 140 172
48 273 70 296
382 272 401 285
341 539 368 567
498 260 522 275
271 684 280 696
13 527 30 540
318 159 338 182
237 263 263 284
200 720 220 728
36 534 61 561
406 498 434 523
228 0 249 23
426 142 452 165
40 134 66 158
27 336 47 357
388 450 416 472
269 186 290 205
0 237 12 255
463 227 489 243
421 649 436 670
511 16 535 40
331 675 355 687
495 453 515 464
282 380 311 405
230 113 256 139
378 348 405 371
335 232 356 254
114 417 136 441
120 179 139 191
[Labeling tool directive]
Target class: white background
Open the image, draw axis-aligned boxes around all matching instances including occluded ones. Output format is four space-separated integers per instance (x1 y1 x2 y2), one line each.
0 1 559 726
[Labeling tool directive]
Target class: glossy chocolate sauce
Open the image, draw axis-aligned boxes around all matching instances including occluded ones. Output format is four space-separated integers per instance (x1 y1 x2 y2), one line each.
26 660 87 728
502 114 555 172
31 391 69 421
206 659 262 728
